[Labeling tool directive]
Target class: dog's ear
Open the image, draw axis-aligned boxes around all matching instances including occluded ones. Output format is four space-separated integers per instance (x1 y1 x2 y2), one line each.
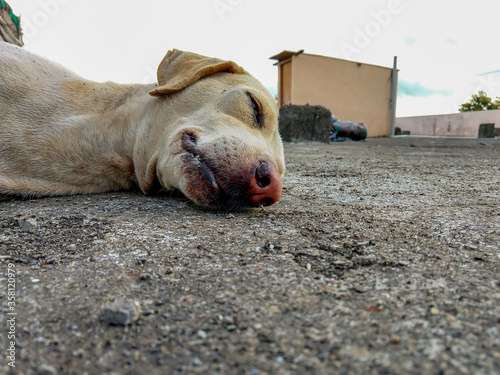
149 49 245 96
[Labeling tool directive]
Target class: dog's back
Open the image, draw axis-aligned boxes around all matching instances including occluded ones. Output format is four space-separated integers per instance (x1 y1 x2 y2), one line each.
0 42 143 196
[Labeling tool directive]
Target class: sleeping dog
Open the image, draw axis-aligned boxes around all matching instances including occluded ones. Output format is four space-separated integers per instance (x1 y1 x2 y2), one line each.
0 43 285 211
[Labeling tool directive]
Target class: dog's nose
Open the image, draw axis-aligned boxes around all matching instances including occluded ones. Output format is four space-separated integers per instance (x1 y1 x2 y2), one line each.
246 162 282 207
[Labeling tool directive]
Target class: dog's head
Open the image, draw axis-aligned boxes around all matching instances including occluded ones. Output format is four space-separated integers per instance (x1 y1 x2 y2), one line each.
135 49 285 211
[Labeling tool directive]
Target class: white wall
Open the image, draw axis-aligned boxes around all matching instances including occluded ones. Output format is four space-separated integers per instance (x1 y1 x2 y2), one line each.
396 110 500 137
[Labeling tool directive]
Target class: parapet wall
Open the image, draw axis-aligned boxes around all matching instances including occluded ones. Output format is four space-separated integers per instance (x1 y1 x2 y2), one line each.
396 110 500 137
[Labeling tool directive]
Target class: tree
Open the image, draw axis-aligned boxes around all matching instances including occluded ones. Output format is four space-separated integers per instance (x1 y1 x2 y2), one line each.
459 90 500 112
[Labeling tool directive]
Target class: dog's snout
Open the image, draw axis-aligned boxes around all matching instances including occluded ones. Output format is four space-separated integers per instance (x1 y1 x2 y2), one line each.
246 162 282 207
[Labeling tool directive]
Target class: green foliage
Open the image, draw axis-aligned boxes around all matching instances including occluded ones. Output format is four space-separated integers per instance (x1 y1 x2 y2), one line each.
459 90 500 112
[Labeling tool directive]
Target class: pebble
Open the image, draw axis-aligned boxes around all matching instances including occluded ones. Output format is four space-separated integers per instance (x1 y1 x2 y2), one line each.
389 334 401 344
356 256 377 266
159 326 171 338
21 217 38 233
72 348 85 358
197 330 208 339
100 300 142 326
138 273 152 281
267 305 281 315
38 364 57 375
446 313 457 323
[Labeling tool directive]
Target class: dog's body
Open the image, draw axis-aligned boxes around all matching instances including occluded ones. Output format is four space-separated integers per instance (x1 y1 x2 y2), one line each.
0 42 285 210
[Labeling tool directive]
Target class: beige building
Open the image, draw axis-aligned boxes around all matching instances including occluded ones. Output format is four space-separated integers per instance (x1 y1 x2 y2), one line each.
270 51 397 137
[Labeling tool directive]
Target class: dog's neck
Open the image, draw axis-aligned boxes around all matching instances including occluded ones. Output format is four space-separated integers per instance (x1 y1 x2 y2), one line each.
56 81 160 190
62 81 152 117
38 81 160 194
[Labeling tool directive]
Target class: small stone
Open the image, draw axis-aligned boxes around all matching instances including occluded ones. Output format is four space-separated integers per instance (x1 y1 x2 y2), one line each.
267 305 281 315
72 348 85 358
138 273 152 281
21 217 38 233
100 300 142 326
356 256 378 266
430 307 440 315
159 326 171 337
220 315 236 324
191 357 203 366
446 313 457 323
197 330 208 339
38 364 57 375
389 334 401 344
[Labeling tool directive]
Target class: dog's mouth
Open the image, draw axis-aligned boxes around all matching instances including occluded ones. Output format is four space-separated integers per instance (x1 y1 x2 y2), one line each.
181 132 218 189
180 131 230 208
179 131 282 211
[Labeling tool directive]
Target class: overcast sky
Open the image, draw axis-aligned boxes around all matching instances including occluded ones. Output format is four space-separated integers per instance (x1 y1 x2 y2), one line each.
7 0 500 117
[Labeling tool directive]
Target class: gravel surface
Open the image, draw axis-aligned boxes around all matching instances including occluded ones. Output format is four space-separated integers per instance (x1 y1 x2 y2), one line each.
1 137 499 375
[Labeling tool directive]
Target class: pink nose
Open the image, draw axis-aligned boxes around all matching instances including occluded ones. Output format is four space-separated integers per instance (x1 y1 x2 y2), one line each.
246 162 282 207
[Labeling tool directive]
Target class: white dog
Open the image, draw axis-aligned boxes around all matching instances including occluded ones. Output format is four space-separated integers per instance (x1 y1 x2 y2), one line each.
0 43 285 211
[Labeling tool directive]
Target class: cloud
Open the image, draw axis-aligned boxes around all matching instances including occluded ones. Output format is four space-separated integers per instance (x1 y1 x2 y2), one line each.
477 69 500 76
404 36 417 46
398 80 454 98
445 37 458 45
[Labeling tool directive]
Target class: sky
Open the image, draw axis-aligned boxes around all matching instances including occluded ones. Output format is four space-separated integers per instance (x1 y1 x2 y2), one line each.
6 0 500 117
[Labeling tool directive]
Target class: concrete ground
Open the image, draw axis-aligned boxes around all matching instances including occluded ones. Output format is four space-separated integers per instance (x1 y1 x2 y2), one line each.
1 137 499 375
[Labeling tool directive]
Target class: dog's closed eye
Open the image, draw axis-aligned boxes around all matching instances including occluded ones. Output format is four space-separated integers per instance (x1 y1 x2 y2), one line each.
247 92 264 128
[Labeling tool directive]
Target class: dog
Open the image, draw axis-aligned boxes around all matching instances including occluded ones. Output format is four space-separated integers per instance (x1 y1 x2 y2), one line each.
0 43 285 211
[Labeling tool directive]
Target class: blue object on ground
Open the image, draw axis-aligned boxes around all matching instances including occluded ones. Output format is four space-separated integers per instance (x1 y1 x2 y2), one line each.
330 116 367 142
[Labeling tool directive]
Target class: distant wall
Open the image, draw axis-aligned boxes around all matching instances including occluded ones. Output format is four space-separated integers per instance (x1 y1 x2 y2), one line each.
396 110 500 137
277 53 394 137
